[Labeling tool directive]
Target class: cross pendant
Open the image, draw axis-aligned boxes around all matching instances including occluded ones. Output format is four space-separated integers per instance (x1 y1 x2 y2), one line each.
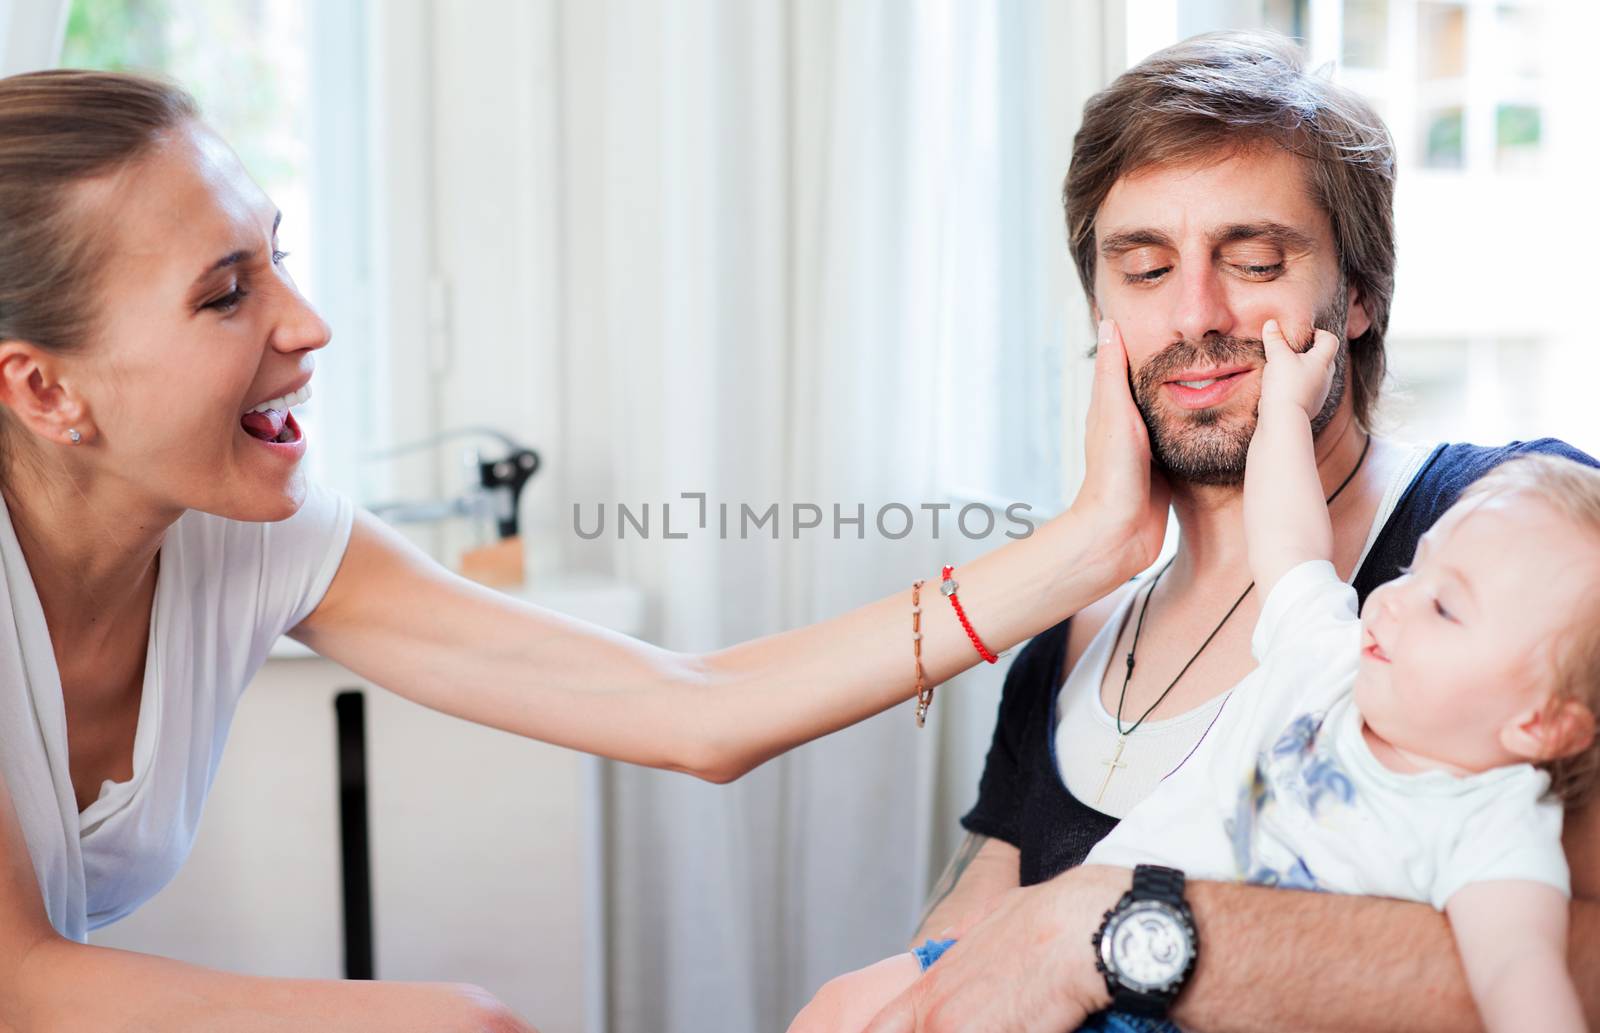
1095 735 1128 805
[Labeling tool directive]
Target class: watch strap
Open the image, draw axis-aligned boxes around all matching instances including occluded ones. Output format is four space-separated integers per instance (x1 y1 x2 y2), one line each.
1112 983 1172 1018
1132 863 1186 908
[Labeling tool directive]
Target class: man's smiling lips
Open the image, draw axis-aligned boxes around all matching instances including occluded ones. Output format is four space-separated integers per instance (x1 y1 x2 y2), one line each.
1162 364 1257 410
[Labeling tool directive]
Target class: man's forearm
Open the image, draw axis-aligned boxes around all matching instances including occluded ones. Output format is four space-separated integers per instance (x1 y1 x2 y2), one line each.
1169 883 1600 1033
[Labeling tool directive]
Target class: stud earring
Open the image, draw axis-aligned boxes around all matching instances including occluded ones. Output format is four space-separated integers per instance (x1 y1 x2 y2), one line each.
68 428 81 445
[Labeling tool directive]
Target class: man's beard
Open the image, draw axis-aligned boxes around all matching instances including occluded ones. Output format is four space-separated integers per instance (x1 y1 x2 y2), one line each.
1131 292 1350 487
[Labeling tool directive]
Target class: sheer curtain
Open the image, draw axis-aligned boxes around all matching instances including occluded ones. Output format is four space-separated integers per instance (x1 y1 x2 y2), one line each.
554 3 1115 1030
0 0 69 75
5 0 1114 1027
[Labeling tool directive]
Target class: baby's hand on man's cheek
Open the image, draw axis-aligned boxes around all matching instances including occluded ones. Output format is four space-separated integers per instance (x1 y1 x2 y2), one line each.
1260 318 1338 420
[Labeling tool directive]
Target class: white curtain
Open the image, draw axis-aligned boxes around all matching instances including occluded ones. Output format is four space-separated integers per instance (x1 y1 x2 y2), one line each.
0 0 69 75
554 2 1116 1029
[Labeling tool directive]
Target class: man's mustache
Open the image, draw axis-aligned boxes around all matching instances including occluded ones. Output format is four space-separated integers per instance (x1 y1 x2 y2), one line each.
1133 335 1267 400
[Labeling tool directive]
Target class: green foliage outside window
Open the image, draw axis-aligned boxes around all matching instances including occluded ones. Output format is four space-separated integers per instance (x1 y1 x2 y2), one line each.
60 0 304 193
62 0 171 71
1496 104 1541 150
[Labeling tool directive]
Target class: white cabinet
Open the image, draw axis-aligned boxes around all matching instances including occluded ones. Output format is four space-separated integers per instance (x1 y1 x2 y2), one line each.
90 575 645 1033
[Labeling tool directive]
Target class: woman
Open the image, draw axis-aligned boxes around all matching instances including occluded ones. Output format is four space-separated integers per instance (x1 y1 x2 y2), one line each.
0 70 1166 1031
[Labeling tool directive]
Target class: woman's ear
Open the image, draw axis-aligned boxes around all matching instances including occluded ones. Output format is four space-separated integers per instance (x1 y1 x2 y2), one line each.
0 342 90 445
1501 696 1597 762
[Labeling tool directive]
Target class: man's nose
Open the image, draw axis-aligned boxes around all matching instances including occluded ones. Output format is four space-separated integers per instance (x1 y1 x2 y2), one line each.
1169 265 1234 344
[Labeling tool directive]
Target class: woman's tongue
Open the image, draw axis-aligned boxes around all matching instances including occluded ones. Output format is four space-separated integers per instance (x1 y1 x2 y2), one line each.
241 408 287 442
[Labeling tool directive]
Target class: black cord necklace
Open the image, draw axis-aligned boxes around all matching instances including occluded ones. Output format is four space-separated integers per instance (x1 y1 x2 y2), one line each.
1112 432 1373 738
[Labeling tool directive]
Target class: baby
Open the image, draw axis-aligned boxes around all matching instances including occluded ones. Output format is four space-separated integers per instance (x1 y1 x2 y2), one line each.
791 321 1600 1033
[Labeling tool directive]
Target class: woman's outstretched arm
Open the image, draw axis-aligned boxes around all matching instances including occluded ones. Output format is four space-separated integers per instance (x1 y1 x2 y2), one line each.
13 939 536 1033
292 322 1167 782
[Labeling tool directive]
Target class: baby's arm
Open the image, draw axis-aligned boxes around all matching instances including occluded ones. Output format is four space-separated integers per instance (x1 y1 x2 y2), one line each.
1445 880 1585 1033
1243 320 1340 597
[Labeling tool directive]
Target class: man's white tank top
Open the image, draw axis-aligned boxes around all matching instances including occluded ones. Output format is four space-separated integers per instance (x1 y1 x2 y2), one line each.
1054 442 1436 818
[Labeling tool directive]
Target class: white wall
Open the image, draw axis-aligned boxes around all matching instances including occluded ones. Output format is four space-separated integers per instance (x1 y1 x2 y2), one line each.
0 0 69 76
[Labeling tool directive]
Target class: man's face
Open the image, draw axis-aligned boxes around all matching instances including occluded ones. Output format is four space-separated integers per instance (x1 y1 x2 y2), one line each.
1092 145 1371 485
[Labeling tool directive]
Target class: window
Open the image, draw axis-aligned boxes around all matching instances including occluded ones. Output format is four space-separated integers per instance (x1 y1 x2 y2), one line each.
1342 0 1390 68
63 0 381 498
929 5 1066 514
1128 0 1593 452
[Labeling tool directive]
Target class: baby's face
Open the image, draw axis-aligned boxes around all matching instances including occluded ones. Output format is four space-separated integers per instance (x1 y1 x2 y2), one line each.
1355 495 1600 771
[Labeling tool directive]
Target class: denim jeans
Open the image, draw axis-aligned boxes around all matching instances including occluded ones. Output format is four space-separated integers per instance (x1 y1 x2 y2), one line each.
1077 1011 1182 1033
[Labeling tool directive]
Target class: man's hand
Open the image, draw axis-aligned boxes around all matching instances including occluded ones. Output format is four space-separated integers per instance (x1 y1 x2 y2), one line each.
1074 319 1171 580
1259 319 1337 422
863 866 1128 1033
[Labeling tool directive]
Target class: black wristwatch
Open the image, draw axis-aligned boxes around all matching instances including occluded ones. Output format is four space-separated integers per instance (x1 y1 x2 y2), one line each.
1090 864 1199 1017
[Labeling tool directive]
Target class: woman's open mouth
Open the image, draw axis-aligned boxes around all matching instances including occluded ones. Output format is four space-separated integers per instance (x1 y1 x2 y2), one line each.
241 408 302 444
1164 367 1255 410
239 382 310 452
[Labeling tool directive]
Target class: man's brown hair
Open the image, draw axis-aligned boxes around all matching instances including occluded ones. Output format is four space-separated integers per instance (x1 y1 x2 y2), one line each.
1064 30 1395 429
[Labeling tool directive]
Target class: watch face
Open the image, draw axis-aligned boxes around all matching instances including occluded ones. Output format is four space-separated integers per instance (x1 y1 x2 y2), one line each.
1100 900 1193 992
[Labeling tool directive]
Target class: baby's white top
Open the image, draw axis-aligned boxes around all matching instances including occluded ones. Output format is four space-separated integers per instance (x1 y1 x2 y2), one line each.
1087 559 1569 909
1055 442 1436 818
0 483 353 941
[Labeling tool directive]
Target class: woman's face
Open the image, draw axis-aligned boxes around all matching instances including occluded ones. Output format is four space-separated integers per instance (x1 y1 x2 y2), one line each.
67 119 329 522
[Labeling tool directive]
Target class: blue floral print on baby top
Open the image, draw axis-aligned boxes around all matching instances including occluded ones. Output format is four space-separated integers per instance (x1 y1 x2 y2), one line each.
1225 708 1358 891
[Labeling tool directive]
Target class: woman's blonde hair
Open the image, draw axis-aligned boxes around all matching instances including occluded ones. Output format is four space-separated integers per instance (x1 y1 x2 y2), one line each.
0 69 197 467
0 69 197 355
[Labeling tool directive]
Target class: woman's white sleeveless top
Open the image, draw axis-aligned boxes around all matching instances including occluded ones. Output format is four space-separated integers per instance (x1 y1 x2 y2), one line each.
0 483 352 940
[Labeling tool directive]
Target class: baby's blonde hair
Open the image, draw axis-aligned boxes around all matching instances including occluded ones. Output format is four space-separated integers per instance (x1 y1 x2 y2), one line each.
1457 454 1600 804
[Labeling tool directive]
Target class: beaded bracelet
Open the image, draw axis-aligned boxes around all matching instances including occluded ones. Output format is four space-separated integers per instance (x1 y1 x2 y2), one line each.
911 579 932 726
940 564 998 664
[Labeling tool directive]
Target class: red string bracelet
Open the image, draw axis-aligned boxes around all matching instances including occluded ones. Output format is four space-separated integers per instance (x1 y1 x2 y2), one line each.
940 564 998 664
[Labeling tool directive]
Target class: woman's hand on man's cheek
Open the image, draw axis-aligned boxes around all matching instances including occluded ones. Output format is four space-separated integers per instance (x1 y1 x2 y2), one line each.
1075 319 1171 581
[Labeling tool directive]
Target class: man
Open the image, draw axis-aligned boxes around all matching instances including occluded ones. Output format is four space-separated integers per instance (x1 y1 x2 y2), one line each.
865 30 1599 1033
